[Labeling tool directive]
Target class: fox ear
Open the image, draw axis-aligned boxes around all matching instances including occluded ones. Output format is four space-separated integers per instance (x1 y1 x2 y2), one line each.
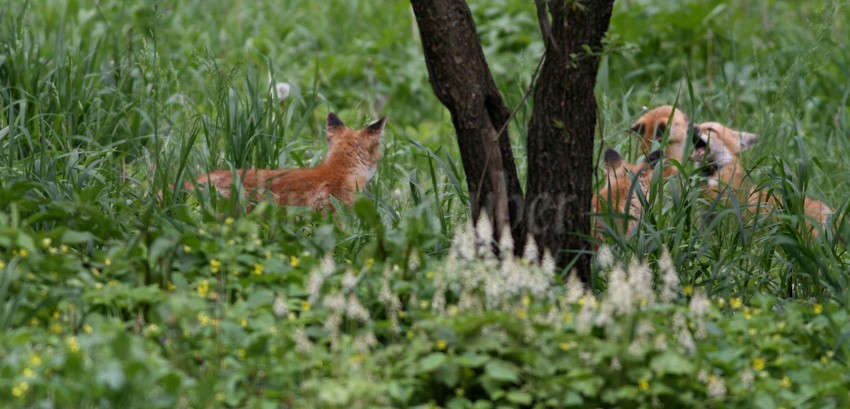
602 148 623 177
740 132 758 150
630 123 645 136
327 113 345 130
368 117 388 134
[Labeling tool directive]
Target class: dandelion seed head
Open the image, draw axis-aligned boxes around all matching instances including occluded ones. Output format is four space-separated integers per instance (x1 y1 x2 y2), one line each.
275 82 291 101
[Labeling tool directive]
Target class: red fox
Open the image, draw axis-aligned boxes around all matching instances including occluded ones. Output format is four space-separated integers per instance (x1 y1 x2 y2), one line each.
593 148 661 238
691 121 832 235
187 113 387 210
630 105 702 177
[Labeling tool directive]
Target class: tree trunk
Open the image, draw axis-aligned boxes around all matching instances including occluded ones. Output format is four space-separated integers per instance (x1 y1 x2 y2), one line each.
410 0 525 244
524 0 615 280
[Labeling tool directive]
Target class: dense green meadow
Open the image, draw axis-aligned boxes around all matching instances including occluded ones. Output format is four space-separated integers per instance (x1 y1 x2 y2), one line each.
2 0 850 407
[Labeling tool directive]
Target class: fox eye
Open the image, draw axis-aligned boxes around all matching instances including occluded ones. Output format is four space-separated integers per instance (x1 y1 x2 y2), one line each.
654 123 666 139
630 123 645 135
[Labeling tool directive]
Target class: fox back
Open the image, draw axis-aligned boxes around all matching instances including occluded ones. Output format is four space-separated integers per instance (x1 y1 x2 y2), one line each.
188 113 387 209
692 121 832 234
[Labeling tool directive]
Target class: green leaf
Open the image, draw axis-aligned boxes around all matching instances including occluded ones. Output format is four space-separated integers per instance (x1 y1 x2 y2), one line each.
419 352 447 373
61 230 94 244
650 352 694 375
506 391 532 405
484 359 519 384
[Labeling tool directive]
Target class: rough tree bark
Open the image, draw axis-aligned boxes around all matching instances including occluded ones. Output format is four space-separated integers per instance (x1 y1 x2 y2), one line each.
410 0 525 244
411 0 614 281
524 0 615 279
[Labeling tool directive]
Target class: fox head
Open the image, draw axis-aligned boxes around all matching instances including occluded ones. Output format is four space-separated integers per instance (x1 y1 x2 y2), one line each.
324 113 388 188
630 105 702 174
690 121 758 189
593 148 661 238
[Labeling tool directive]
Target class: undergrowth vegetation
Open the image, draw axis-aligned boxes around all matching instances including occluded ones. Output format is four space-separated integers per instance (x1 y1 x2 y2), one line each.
1 0 849 407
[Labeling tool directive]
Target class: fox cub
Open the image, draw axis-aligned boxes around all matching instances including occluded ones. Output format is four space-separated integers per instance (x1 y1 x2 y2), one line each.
188 113 387 210
630 105 702 177
593 148 661 238
691 121 833 234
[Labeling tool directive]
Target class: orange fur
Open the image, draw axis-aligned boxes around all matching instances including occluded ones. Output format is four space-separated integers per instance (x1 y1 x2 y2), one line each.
691 121 832 235
593 148 660 239
630 105 700 177
187 113 387 210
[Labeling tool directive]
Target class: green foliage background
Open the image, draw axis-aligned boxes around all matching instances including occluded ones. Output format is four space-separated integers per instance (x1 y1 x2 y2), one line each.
1 0 849 407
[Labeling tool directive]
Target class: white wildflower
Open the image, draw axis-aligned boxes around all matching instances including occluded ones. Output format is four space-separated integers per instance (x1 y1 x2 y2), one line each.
347 294 370 323
576 295 597 334
273 296 288 317
541 250 556 275
689 291 711 318
321 253 335 276
354 332 377 352
706 375 727 399
606 265 633 315
498 227 514 256
475 215 494 255
740 370 754 388
627 258 655 308
408 250 420 270
324 292 346 313
659 248 680 302
275 82 291 101
342 270 358 292
564 272 585 304
609 356 622 371
293 328 313 353
307 270 325 304
597 245 614 269
674 312 696 353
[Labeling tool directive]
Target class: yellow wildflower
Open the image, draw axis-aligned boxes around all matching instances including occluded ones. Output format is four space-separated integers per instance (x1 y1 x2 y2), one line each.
225 217 235 226
253 264 264 276
183 245 192 253
639 379 650 391
730 297 742 309
436 339 447 351
753 358 765 371
301 301 311 312
215 392 225 402
104 257 111 266
19 248 29 257
210 259 222 273
0 260 5 269
22 368 34 378
197 279 210 298
425 271 435 279
522 296 531 307
167 281 175 291
779 376 791 389
29 354 42 366
365 258 375 268
11 382 29 398
684 285 693 295
198 313 210 327
517 308 527 319
237 349 246 360
813 304 823 314
83 324 93 334
50 323 62 334
351 354 365 364
240 319 247 328
41 238 52 248
290 255 300 267
66 336 80 353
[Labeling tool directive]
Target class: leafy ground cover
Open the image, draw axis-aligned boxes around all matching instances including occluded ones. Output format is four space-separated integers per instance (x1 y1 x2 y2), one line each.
1 0 849 407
